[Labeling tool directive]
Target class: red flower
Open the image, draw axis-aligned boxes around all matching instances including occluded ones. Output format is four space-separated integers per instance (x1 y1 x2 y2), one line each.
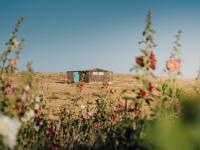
15 102 21 111
135 56 144 66
149 51 157 70
150 51 156 60
111 114 117 121
140 89 147 97
46 125 55 137
150 61 156 70
48 146 57 150
93 122 100 129
148 82 154 92
127 103 135 111
77 82 84 91
35 119 43 127
133 107 141 114
34 109 40 114
48 143 59 150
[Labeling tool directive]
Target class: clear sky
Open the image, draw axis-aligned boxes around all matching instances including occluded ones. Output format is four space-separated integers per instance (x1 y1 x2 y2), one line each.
0 0 200 78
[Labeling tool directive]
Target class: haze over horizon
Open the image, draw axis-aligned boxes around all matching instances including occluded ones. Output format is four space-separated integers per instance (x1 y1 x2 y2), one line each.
0 0 200 78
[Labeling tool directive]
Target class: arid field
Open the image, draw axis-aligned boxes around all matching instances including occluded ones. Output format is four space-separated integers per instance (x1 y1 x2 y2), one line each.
30 73 196 119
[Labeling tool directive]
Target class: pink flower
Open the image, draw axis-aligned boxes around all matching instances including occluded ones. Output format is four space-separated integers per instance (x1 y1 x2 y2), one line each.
88 111 94 117
34 103 40 110
34 103 40 114
119 99 135 111
119 99 126 110
166 58 181 72
9 59 17 66
93 122 100 129
7 80 13 87
24 85 30 92
5 87 13 95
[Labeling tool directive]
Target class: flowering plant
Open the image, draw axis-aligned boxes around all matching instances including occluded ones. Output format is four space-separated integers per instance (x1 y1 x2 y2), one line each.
164 30 182 76
127 10 158 120
0 17 46 149
131 10 157 75
0 115 21 149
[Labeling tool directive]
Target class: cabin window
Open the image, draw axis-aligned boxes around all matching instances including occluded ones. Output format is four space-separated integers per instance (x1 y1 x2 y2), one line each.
93 72 98 75
92 72 104 75
98 72 104 75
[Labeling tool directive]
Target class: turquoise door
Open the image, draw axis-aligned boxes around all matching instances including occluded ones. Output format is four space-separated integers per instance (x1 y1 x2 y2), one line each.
73 72 80 82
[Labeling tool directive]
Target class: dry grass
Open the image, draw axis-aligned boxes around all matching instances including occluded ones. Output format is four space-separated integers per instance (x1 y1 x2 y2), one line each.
18 72 196 119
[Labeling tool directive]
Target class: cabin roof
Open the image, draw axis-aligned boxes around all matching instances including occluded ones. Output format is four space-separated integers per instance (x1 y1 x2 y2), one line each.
86 68 111 72
67 68 112 72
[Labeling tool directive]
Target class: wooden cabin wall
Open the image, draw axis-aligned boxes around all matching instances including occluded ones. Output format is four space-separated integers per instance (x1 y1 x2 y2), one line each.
67 71 74 82
88 71 113 82
67 71 113 83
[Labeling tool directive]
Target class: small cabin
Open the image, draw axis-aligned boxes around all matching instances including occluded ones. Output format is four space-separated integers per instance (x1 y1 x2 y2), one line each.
67 68 113 83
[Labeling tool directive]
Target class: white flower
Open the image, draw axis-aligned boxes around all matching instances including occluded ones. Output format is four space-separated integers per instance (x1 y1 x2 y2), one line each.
0 115 21 149
21 109 35 122
80 105 85 110
21 92 27 101
88 111 94 117
24 85 30 92
35 96 40 102
39 90 44 96
34 103 40 110
34 126 40 132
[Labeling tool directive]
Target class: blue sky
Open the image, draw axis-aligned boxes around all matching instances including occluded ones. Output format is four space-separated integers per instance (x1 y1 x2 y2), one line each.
0 0 200 78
